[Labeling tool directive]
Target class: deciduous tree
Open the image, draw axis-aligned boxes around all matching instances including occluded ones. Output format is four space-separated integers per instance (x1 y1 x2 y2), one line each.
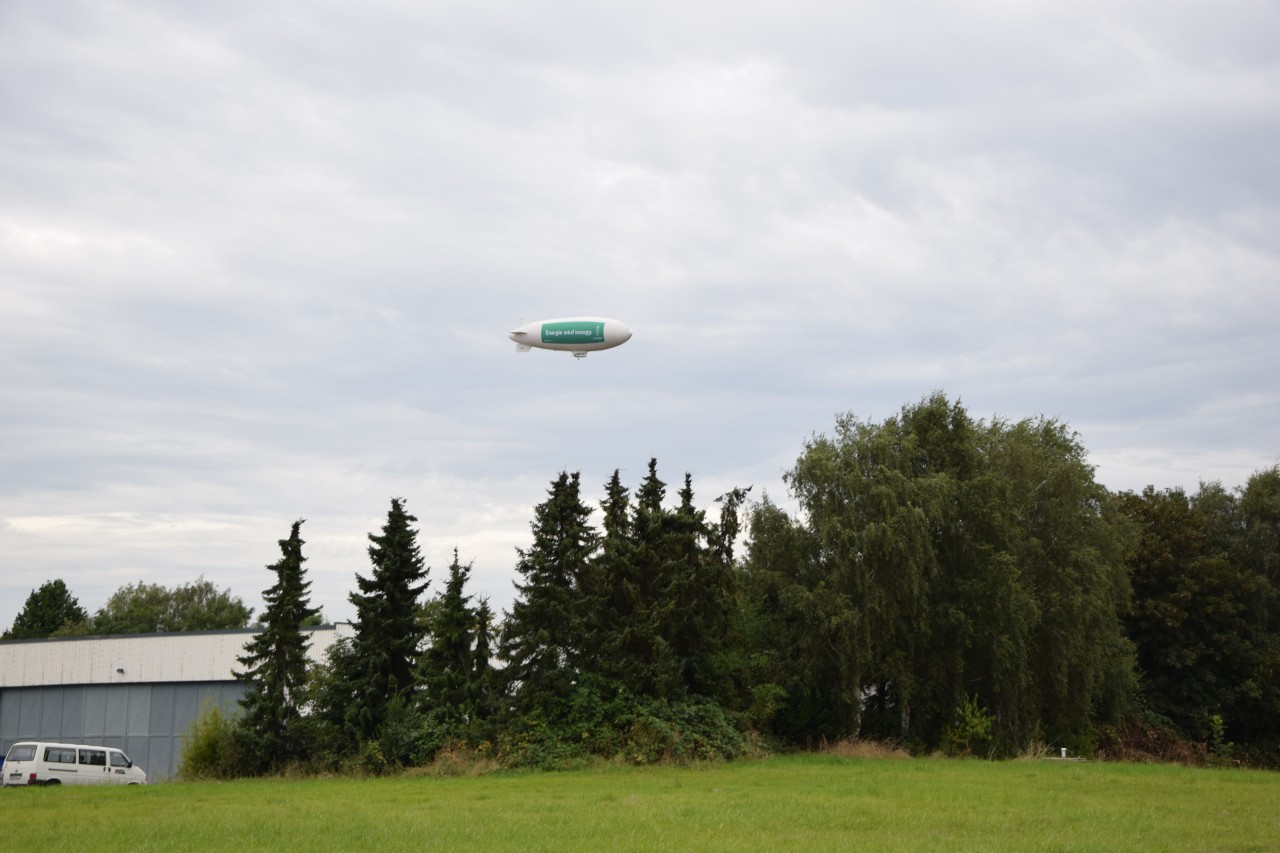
1121 482 1279 744
744 393 1134 752
92 577 252 634
2 579 88 639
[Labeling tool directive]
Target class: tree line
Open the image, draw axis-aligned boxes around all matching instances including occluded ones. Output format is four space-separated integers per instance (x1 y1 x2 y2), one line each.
745 395 1279 765
230 467 757 775
2 577 257 639
6 392 1278 770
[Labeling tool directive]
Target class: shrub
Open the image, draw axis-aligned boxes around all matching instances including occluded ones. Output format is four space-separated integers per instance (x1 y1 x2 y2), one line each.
179 702 254 780
618 697 751 764
493 685 755 769
940 695 995 758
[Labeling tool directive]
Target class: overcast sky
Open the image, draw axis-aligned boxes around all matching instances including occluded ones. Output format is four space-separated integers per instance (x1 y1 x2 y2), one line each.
3 0 1277 632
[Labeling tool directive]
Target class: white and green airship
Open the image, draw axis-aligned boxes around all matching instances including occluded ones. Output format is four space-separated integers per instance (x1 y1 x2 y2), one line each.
509 317 632 358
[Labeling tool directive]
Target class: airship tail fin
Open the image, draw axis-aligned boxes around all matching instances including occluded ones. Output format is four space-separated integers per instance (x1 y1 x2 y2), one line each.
511 323 531 352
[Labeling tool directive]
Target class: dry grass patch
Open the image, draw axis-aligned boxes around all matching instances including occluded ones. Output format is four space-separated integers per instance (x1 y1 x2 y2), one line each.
819 738 913 760
402 744 503 777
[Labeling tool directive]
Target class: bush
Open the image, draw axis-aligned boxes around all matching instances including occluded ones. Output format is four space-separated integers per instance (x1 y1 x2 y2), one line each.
1094 712 1202 765
940 695 994 758
179 703 254 780
618 697 751 764
492 684 755 769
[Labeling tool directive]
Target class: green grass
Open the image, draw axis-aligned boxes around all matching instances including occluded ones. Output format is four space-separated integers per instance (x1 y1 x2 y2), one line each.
4 755 1277 851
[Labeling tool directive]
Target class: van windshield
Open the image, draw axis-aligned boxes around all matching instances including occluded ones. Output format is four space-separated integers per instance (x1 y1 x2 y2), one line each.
6 744 36 762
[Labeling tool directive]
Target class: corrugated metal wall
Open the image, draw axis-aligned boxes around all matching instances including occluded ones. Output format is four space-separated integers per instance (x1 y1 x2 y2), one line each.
0 626 349 688
0 681 248 781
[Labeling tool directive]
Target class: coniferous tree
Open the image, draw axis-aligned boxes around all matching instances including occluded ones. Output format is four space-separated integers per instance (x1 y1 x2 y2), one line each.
625 459 681 698
347 498 430 740
666 473 735 699
3 579 88 639
708 485 753 710
702 485 753 701
469 599 498 728
500 471 596 716
418 549 477 727
582 469 635 688
235 519 320 771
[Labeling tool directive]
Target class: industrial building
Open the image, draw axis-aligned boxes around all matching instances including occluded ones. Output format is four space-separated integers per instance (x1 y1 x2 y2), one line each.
0 625 350 780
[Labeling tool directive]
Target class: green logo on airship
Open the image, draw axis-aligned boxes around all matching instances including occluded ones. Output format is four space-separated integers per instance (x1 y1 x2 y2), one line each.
541 321 605 344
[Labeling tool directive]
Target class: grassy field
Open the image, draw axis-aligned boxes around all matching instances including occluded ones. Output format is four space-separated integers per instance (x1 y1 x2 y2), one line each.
3 754 1276 852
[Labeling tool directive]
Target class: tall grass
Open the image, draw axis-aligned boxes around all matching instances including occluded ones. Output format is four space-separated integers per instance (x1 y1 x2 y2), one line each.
3 754 1276 851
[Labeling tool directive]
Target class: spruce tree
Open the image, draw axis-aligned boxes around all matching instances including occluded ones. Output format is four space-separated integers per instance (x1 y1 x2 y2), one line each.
348 498 430 740
670 479 751 702
500 471 596 715
665 474 717 697
469 599 497 727
627 459 681 698
418 549 476 727
580 469 634 685
235 519 320 772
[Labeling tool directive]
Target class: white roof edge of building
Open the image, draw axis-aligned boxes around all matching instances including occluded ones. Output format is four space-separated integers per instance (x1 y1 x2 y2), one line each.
0 623 354 688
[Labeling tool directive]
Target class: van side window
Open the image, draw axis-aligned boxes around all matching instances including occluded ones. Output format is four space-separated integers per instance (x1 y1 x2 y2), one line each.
79 749 107 766
45 747 77 764
110 751 131 768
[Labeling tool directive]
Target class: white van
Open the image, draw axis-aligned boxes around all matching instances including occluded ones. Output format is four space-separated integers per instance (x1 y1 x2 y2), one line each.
3 742 148 786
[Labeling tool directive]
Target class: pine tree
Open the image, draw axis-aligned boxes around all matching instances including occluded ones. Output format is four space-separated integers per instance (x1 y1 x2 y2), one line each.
235 519 320 771
500 471 596 715
348 498 430 740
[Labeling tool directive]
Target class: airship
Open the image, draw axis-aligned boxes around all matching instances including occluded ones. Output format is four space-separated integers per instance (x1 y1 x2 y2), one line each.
509 317 632 358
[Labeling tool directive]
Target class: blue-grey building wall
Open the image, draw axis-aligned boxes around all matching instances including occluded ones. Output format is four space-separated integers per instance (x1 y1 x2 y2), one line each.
1 681 248 781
